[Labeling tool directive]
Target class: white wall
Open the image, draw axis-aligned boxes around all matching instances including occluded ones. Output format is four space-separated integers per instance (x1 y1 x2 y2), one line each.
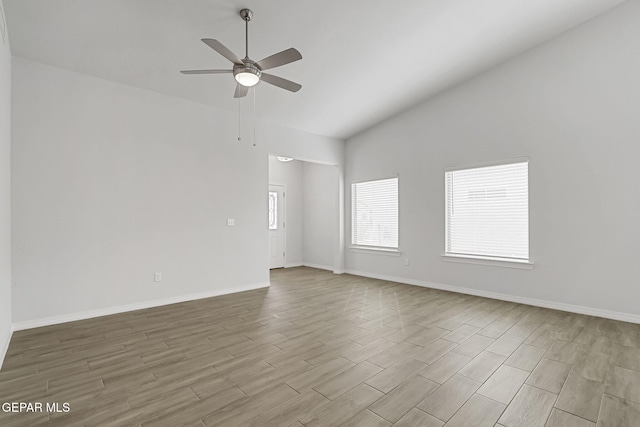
11 57 343 326
263 124 343 167
303 162 338 270
0 0 12 366
345 0 640 320
268 156 303 267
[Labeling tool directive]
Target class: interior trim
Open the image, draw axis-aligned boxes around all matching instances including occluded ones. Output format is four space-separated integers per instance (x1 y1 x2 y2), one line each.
302 262 334 272
349 247 401 256
0 324 14 370
441 254 534 270
284 263 304 268
12 281 271 332
345 269 640 324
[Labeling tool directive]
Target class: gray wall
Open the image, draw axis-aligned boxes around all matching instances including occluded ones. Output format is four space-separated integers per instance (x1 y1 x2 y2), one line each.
345 0 640 319
11 58 343 326
303 162 338 270
0 0 12 366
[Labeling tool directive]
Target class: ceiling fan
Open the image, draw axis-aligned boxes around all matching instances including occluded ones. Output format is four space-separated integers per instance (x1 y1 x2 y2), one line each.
181 8 302 98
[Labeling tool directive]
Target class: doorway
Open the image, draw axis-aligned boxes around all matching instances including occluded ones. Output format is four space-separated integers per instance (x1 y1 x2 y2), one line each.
268 155 342 272
269 184 285 269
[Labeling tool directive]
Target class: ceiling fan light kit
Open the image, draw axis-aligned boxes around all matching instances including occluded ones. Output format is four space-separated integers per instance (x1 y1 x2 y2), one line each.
234 62 260 87
181 8 302 97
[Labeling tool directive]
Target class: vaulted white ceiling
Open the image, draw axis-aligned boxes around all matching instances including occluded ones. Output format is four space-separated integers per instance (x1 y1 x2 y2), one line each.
3 0 628 139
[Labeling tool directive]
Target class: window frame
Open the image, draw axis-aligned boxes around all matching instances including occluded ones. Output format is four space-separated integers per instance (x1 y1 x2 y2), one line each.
443 158 533 268
350 175 400 253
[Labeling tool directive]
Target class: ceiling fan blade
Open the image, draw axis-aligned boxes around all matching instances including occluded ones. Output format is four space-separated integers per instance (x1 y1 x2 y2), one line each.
234 84 249 98
201 39 243 65
261 73 302 92
256 48 302 71
180 69 232 75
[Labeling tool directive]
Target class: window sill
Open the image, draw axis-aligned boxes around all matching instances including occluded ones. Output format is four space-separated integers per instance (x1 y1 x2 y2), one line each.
350 246 401 256
441 254 533 270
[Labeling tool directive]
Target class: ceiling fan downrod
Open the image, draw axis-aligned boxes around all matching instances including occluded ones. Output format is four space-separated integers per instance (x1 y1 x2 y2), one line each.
240 9 252 59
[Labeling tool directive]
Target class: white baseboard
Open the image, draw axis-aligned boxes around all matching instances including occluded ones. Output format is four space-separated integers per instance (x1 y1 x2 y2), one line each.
303 262 334 272
285 263 303 268
0 323 14 370
285 263 343 275
345 270 640 325
13 282 270 331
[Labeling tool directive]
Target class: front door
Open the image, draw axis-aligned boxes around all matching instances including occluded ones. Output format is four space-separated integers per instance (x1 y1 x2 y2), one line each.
269 185 285 269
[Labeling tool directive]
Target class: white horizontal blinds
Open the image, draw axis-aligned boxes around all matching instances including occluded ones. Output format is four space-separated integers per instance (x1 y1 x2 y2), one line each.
446 161 529 260
352 177 399 248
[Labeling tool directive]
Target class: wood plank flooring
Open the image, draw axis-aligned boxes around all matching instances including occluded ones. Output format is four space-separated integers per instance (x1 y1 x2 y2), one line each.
1 266 640 426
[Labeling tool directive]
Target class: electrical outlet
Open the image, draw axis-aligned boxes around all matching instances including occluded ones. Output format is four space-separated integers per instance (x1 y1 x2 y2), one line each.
404 258 410 266
154 272 162 282
227 218 235 226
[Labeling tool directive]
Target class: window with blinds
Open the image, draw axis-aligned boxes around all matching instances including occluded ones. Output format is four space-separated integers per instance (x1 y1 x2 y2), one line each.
352 177 399 249
445 161 529 261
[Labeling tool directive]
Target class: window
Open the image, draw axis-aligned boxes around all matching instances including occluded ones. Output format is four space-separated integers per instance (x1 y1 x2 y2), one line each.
268 191 277 230
352 177 399 249
445 160 529 262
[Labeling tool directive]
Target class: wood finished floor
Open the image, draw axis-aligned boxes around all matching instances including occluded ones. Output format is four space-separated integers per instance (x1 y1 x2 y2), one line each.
1 267 640 426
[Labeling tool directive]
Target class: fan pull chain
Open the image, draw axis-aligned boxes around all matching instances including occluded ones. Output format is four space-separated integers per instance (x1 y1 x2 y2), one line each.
235 86 256 145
